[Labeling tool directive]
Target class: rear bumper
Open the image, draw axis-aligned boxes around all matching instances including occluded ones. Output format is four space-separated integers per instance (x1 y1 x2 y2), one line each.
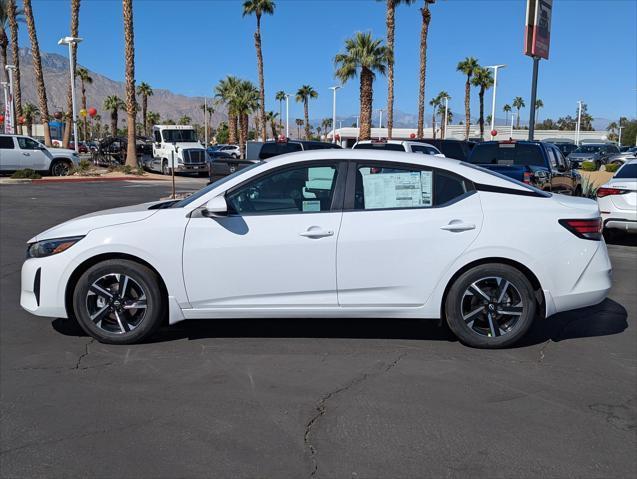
545 241 612 316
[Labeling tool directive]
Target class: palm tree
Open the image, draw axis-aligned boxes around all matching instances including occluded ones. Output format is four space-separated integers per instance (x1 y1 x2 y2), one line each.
60 0 80 147
6 0 23 134
178 115 191 125
22 102 38 137
512 96 525 128
242 0 275 142
146 111 160 130
436 91 450 139
200 102 214 142
295 118 304 139
379 0 416 139
321 118 333 140
429 94 441 139
122 0 137 166
295 85 318 139
229 80 259 158
215 75 241 145
335 32 389 141
0 0 12 84
417 0 436 138
471 66 493 140
266 110 278 138
104 95 123 137
22 0 51 146
275 90 286 130
456 56 479 140
75 67 92 141
136 82 153 136
503 104 511 124
534 98 543 122
92 113 102 138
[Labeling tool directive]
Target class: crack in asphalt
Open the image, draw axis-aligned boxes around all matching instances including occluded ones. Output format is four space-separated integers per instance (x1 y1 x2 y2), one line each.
74 338 95 370
303 352 406 478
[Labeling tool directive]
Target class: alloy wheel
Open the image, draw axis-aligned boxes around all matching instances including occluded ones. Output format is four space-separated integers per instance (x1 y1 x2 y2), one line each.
460 276 525 338
52 162 70 176
85 273 148 334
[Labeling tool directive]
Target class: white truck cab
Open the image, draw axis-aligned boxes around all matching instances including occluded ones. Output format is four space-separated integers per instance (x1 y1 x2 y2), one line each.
148 125 207 175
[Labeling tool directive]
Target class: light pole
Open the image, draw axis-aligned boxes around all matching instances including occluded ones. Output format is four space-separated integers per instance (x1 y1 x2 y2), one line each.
618 126 623 147
1 82 9 134
329 86 340 144
378 108 385 129
5 65 16 134
285 93 290 138
510 112 516 139
575 100 583 146
58 36 83 153
443 96 449 139
485 64 506 140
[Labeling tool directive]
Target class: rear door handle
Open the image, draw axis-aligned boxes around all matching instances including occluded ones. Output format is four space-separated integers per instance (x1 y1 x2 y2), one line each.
22 153 31 156
299 227 334 238
440 222 476 232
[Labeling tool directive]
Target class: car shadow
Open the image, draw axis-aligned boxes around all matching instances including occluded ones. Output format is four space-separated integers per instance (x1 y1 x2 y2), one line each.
52 298 627 347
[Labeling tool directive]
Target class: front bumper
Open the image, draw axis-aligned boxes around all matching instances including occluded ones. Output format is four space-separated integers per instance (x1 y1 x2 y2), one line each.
175 163 207 173
21 258 67 318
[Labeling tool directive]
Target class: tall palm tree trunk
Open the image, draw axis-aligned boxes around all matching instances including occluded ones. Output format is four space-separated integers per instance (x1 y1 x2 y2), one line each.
239 113 248 159
385 0 395 139
416 4 431 138
8 0 23 134
0 30 9 84
516 108 521 129
62 0 80 148
123 0 137 167
303 100 310 139
110 111 117 137
23 0 51 146
228 112 238 144
81 81 88 141
254 17 267 141
141 95 148 136
359 67 374 141
464 77 470 140
278 100 283 130
478 88 485 139
431 110 436 139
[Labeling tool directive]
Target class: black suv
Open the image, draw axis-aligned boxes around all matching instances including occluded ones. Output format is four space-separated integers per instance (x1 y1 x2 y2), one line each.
412 139 476 161
466 140 582 195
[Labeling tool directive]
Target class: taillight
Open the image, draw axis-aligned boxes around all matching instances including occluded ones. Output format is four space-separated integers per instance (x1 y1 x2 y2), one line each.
523 171 534 184
559 218 603 241
597 187 628 198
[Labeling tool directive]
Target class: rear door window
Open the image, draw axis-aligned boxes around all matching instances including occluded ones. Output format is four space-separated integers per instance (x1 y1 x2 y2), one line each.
0 136 15 149
468 143 545 167
438 142 466 160
411 145 439 155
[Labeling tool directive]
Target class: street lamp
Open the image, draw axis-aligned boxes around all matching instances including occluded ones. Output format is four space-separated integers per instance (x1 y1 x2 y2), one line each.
618 126 623 147
5 65 16 134
575 100 583 146
510 112 516 139
485 64 506 140
377 108 385 129
329 85 341 144
285 93 290 138
58 36 83 153
1 82 9 134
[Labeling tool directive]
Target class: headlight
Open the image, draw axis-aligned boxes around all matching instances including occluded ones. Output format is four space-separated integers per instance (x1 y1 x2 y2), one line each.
26 236 84 259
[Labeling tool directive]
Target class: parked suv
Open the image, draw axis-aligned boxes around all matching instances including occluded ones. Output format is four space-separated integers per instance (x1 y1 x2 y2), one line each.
417 139 476 161
0 134 80 176
466 140 582 195
352 139 445 156
568 143 620 170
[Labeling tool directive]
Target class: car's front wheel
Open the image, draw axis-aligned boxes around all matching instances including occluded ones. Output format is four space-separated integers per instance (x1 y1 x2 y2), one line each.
445 264 536 348
50 160 71 176
72 259 164 344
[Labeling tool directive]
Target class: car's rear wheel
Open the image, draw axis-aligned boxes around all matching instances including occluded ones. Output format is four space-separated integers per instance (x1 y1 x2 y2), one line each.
445 264 536 348
72 260 164 344
50 160 71 176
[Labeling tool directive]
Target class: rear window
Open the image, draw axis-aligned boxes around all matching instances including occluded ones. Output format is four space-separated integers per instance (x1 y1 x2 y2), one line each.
461 162 551 197
615 163 637 179
259 142 303 159
0 136 14 149
468 143 546 167
353 143 406 152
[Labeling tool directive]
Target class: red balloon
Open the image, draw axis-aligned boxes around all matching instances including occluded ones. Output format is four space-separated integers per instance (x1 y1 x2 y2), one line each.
410 133 416 139
88 107 97 117
54 111 64 120
18 116 25 125
0 114 4 123
490 129 498 137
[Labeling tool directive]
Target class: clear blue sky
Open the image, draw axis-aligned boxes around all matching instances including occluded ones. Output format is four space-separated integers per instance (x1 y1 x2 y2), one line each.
25 0 637 126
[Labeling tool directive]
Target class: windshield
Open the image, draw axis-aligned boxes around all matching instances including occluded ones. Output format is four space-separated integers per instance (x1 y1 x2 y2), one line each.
467 143 546 167
162 129 198 143
173 161 264 207
574 145 603 154
615 163 637 179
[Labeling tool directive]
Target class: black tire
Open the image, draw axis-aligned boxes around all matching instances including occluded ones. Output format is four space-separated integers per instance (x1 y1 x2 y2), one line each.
50 160 71 176
72 259 165 344
445 263 536 349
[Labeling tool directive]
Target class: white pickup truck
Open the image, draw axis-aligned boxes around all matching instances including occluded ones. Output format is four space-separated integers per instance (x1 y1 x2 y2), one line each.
0 134 80 176
144 125 208 175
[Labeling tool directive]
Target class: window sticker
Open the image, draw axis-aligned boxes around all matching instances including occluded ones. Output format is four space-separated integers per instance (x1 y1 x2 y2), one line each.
302 200 321 212
362 170 433 209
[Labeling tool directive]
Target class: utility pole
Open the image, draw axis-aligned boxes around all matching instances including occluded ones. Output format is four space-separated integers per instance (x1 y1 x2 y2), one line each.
58 36 83 153
575 100 583 146
285 94 290 138
486 64 506 140
528 57 540 140
329 86 341 144
5 65 16 134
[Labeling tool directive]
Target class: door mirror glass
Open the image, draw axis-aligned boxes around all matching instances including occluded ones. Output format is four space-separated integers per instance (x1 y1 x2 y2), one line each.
202 195 228 217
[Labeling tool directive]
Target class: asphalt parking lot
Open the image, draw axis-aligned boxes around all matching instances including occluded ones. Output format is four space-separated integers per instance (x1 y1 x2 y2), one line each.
1 180 635 479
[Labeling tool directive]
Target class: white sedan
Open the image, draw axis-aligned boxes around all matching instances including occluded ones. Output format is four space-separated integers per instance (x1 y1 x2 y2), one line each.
597 159 637 234
21 150 612 348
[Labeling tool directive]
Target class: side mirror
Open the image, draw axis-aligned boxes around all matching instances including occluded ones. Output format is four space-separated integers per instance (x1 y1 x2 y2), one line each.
202 195 228 217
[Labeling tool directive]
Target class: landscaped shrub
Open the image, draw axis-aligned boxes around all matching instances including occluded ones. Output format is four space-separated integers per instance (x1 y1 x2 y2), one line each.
581 161 597 171
134 165 145 176
71 159 93 176
10 169 42 179
605 163 620 173
581 177 599 199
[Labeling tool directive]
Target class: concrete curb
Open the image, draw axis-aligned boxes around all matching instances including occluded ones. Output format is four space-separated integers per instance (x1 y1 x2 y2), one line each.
1 176 169 185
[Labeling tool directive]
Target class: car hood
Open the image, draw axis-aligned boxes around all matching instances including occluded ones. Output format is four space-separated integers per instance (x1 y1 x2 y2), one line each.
29 202 162 243
569 152 598 160
49 148 76 156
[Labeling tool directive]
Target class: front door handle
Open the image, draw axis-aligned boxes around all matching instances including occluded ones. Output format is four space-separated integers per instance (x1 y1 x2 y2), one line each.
440 222 476 232
299 227 334 238
22 153 31 156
